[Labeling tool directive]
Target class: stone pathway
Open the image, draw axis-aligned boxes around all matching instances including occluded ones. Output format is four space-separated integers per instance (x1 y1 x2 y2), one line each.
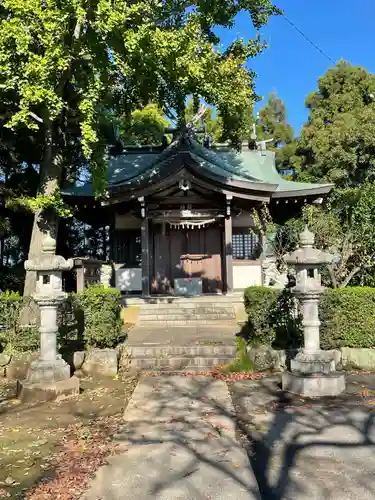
231 374 375 500
81 375 260 500
127 324 240 345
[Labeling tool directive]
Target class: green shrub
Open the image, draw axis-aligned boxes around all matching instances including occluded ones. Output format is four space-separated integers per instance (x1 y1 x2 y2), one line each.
244 285 375 351
73 285 124 349
0 291 39 354
57 294 84 355
224 337 254 373
244 286 302 349
320 287 375 349
244 287 279 347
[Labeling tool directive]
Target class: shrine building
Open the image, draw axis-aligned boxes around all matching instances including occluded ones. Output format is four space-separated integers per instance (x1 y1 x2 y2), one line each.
62 134 332 296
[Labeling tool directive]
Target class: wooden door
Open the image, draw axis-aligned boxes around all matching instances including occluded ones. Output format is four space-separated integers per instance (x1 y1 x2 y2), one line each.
153 225 222 294
200 226 222 293
152 224 171 293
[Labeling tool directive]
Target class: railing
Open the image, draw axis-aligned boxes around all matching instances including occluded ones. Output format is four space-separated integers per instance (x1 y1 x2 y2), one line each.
70 257 112 292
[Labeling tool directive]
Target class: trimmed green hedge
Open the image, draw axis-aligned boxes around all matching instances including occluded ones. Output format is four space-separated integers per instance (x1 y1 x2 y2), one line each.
320 287 375 349
244 286 302 349
244 286 375 350
0 285 125 354
0 291 39 354
73 285 124 349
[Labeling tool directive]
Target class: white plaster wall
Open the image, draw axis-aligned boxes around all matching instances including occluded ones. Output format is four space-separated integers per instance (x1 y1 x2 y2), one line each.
233 264 262 290
115 213 141 229
115 267 142 292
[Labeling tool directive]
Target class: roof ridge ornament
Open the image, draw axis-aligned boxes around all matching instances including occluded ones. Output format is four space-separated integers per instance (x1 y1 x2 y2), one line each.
257 138 273 156
164 105 208 145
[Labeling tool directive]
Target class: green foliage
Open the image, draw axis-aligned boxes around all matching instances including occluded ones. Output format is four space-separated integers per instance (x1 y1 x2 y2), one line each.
6 190 73 218
120 104 170 145
244 286 280 346
256 92 296 170
320 287 375 349
244 286 303 348
224 336 254 373
185 98 224 143
74 285 124 349
285 183 375 288
0 0 278 196
297 61 375 187
244 286 375 350
0 292 39 354
280 62 375 288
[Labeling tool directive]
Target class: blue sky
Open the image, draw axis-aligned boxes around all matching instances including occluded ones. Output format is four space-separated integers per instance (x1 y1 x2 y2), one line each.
215 0 375 135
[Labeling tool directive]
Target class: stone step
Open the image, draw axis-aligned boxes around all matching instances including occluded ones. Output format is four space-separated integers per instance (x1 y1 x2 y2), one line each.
135 319 238 326
138 304 236 321
137 303 236 310
127 345 237 358
123 294 244 305
124 355 235 371
138 313 236 321
139 304 235 311
139 310 236 317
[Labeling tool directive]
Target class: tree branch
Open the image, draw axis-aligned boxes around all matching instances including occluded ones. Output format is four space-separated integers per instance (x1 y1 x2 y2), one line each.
339 266 361 288
327 264 338 288
29 111 43 123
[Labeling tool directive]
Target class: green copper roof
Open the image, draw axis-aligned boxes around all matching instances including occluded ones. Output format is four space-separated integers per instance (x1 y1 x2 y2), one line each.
62 137 332 199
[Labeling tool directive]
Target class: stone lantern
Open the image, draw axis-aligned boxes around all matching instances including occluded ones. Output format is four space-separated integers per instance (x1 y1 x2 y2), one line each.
18 233 80 401
282 226 345 397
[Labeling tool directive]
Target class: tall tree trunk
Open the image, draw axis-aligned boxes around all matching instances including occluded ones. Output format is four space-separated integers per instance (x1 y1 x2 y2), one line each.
23 116 62 298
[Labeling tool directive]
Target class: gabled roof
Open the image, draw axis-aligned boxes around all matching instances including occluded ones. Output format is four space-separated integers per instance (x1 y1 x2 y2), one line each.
61 136 333 200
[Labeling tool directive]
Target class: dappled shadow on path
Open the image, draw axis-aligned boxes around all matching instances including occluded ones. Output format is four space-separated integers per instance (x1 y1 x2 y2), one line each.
231 376 375 499
82 375 260 500
82 373 375 500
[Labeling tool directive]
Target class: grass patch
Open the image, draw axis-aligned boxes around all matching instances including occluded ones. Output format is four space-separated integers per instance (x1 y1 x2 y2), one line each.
223 337 254 373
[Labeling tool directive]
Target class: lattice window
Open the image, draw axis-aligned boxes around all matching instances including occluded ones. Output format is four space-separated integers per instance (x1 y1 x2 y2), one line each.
232 231 260 260
113 230 141 267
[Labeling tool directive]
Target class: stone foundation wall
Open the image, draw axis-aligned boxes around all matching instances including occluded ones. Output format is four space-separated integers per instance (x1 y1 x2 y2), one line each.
247 346 375 372
340 347 375 371
2 346 375 379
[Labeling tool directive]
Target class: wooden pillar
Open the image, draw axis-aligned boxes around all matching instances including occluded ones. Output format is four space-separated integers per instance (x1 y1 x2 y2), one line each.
75 264 85 292
260 233 267 286
109 209 115 263
224 217 233 293
224 195 233 293
139 197 150 296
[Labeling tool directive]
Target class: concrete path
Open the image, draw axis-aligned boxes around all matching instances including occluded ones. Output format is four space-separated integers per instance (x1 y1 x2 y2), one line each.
232 376 375 500
82 376 260 500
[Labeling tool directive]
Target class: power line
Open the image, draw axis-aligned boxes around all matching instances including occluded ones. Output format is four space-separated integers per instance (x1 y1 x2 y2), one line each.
282 14 336 65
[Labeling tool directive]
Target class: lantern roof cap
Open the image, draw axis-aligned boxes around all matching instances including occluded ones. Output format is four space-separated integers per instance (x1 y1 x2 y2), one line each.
284 226 334 265
42 232 56 255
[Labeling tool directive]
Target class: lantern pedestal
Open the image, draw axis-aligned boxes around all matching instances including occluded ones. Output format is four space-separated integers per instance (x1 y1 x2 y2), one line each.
17 372 80 403
282 371 346 398
290 350 337 374
18 234 80 402
18 296 80 402
281 227 346 397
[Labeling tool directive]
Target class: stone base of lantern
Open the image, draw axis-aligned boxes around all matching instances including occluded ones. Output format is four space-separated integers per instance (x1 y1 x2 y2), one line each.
17 356 80 402
18 375 80 403
290 350 341 375
25 356 71 383
282 371 346 397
